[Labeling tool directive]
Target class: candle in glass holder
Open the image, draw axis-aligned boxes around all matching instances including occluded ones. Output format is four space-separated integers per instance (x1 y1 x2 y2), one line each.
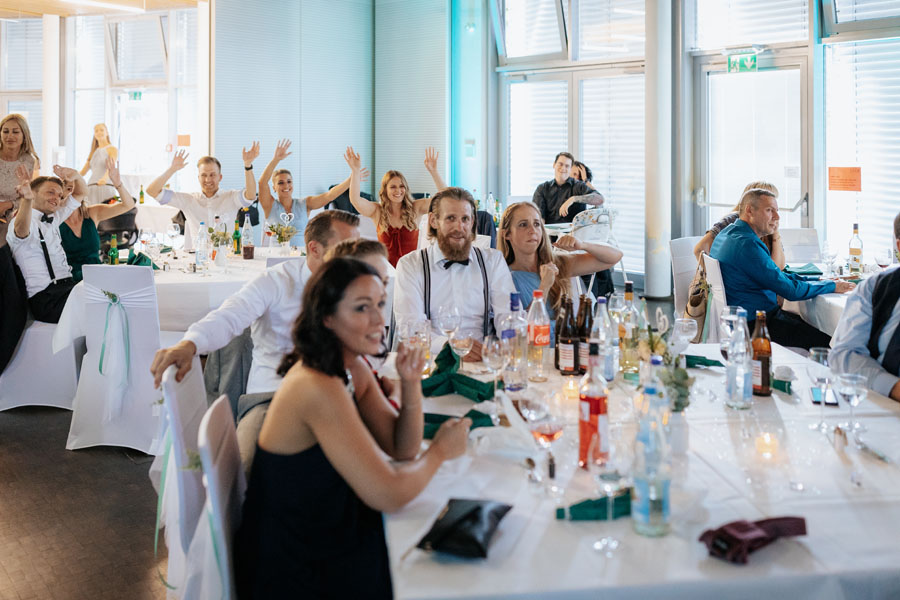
563 377 580 402
755 432 778 458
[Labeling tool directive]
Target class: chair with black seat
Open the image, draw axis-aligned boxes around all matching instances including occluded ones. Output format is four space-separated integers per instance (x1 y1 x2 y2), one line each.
326 185 374 215
97 206 139 255
476 210 497 248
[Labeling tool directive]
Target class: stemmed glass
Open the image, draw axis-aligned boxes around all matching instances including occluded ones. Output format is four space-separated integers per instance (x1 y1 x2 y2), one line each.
147 236 161 266
588 427 632 557
519 392 566 498
166 223 181 259
875 249 893 271
448 330 475 373
719 306 741 361
669 318 698 365
607 294 625 325
436 305 461 339
400 319 431 377
482 335 510 399
836 373 867 433
821 241 838 277
807 347 832 433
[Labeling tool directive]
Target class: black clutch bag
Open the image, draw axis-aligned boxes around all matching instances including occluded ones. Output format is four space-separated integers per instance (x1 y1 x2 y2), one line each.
416 498 512 558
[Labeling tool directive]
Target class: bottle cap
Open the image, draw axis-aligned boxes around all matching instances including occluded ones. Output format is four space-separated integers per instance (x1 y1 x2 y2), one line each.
597 297 607 305
737 307 748 318
644 384 657 395
650 355 663 366
589 343 599 355
625 281 634 293
533 289 543 299
510 291 521 311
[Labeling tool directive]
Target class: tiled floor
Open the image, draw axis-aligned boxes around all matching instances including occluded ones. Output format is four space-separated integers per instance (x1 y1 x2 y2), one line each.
0 407 167 600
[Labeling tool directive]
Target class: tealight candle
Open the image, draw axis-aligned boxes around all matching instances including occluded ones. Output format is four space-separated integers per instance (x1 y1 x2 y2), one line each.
563 377 579 402
755 432 778 458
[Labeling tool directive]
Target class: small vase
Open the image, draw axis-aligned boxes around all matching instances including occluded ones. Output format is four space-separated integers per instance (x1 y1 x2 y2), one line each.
668 411 689 455
214 247 227 267
280 241 291 256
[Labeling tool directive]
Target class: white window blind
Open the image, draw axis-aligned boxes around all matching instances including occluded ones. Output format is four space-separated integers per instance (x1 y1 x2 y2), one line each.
111 18 166 81
835 0 900 23
578 0 644 60
174 9 197 86
75 16 106 89
693 0 808 50
2 20 43 90
579 74 644 274
7 99 41 151
507 79 568 197
825 38 900 264
74 90 106 168
504 0 565 58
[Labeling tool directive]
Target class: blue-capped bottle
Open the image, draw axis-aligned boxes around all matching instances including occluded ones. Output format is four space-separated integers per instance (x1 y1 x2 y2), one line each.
500 292 528 392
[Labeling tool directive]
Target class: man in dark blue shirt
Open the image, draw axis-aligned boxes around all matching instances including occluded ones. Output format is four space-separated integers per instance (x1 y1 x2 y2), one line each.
531 152 604 225
710 187 855 349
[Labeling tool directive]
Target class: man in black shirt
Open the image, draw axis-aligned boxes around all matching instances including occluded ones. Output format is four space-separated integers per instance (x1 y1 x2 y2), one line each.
531 152 604 224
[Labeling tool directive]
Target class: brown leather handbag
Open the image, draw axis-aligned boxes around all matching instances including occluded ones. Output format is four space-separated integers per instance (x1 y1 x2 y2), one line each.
684 254 711 343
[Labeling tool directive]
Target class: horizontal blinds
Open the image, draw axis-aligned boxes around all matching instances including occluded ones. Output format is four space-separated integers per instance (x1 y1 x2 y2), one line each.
112 18 166 81
507 79 568 197
504 0 563 58
2 20 42 90
578 0 644 60
7 100 41 152
74 90 106 168
174 9 197 86
825 38 900 264
74 16 105 89
579 74 644 274
835 0 900 23
693 0 808 50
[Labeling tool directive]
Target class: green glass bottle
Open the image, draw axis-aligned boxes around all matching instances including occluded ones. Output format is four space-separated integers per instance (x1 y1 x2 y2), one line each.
108 234 119 265
232 220 242 255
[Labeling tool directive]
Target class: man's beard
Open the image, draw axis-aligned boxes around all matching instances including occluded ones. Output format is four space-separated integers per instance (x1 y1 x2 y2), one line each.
436 232 473 261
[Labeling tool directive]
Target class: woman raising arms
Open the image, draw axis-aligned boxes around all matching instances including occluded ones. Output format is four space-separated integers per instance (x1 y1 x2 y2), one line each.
343 145 447 266
235 258 470 598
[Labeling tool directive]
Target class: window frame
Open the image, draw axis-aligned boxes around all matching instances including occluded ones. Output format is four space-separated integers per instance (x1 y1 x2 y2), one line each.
821 0 900 42
105 14 169 87
0 18 43 94
493 0 569 66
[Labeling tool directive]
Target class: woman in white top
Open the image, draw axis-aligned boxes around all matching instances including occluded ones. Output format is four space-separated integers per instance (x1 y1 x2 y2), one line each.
79 123 119 206
0 113 40 218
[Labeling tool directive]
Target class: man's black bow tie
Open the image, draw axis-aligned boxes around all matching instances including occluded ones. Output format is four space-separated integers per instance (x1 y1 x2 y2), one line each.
443 259 470 269
40 214 54 224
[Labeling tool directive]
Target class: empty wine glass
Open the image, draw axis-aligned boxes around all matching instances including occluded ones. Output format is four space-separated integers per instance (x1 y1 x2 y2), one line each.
836 373 867 433
482 335 510 400
588 427 631 557
436 304 461 339
821 241 838 277
807 347 831 433
166 223 181 259
719 306 740 361
670 318 698 362
448 330 475 372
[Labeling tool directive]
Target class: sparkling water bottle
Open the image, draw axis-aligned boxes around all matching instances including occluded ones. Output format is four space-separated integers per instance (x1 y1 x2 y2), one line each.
591 297 618 382
195 221 210 271
499 292 528 392
725 308 753 409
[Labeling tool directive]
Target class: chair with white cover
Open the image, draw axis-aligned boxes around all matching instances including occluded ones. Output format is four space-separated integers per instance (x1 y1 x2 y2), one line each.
0 320 81 411
183 395 246 600
670 236 703 316
154 359 208 596
265 256 301 269
66 265 164 453
780 228 822 264
702 253 728 343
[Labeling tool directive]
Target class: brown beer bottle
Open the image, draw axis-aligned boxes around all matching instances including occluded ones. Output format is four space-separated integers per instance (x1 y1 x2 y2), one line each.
751 310 772 396
576 294 593 374
554 292 568 370
558 296 579 375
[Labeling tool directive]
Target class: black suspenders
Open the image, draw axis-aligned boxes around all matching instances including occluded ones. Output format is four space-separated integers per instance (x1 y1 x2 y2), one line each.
420 247 491 336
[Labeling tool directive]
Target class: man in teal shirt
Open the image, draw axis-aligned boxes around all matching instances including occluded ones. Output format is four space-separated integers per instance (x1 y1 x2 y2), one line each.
710 187 855 349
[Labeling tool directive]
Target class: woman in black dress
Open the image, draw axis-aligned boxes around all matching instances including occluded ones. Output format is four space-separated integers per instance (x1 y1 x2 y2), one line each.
235 257 471 598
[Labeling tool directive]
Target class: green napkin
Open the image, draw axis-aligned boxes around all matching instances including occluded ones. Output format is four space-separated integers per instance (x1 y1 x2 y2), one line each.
772 378 792 394
423 409 494 439
784 263 823 276
159 245 173 254
555 489 632 520
420 345 499 402
126 251 160 270
686 355 724 368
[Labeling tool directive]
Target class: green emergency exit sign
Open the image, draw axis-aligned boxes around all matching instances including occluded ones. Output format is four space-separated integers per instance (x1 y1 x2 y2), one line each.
728 54 757 73
128 91 143 100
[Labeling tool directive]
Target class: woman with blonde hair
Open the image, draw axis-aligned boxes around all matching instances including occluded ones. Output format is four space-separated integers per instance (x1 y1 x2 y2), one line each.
498 201 622 317
79 123 119 205
0 113 40 212
343 146 447 266
693 180 785 269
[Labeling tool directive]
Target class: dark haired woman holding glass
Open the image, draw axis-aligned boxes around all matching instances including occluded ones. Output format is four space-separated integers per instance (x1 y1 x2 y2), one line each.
235 257 471 599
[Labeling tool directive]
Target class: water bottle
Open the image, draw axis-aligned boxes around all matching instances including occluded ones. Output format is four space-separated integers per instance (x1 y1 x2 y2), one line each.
499 292 528 392
632 382 671 537
725 308 753 409
591 298 618 382
196 221 209 271
241 218 254 257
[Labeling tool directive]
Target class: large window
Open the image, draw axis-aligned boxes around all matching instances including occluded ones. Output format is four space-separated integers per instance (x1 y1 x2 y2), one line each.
507 79 568 196
0 20 43 154
500 0 567 61
693 0 809 50
577 0 644 60
824 37 900 264
833 0 900 24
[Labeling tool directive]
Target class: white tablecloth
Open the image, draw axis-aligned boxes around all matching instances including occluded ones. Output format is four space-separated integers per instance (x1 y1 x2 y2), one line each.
784 293 848 337
387 343 900 599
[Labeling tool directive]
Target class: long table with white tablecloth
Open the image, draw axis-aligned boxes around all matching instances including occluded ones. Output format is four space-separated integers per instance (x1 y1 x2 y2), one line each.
386 343 900 600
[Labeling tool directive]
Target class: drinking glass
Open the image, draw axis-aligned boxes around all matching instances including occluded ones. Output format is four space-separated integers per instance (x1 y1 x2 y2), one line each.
821 241 838 277
836 373 867 433
670 318 698 360
875 248 893 271
588 427 631 557
482 335 510 400
147 236 161 265
166 223 181 258
607 294 625 324
519 392 566 497
449 330 475 372
719 306 741 360
436 304 461 339
806 347 831 433
401 319 431 376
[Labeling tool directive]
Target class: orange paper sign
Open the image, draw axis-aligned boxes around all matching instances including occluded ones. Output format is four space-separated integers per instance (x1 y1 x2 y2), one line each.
828 167 862 192
177 134 191 147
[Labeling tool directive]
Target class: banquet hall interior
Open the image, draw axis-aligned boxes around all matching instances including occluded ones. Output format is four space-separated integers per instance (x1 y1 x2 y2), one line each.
1 0 900 598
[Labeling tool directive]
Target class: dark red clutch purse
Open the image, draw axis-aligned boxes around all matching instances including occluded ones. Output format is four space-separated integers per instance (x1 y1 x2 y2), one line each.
699 517 807 564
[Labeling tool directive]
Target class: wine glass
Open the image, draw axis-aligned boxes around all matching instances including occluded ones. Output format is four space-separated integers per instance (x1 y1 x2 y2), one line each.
719 306 740 360
482 335 510 400
448 330 475 372
806 347 831 433
875 248 893 271
669 318 698 363
166 223 181 259
138 229 153 253
436 304 461 339
400 319 431 377
836 373 867 433
821 241 838 277
519 392 566 498
588 427 631 557
607 294 625 325
147 236 161 266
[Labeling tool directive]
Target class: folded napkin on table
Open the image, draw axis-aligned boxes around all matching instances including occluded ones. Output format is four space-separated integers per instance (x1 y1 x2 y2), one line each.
424 409 494 439
686 355 724 368
555 489 632 521
421 345 499 402
784 263 823 276
126 251 160 270
699 516 806 564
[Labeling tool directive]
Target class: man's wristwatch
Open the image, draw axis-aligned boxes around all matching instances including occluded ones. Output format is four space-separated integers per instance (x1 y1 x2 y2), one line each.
244 165 253 171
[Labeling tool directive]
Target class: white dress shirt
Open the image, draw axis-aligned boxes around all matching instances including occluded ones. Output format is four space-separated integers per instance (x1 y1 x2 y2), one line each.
830 266 900 397
393 244 516 351
157 188 252 250
183 258 312 393
6 195 80 297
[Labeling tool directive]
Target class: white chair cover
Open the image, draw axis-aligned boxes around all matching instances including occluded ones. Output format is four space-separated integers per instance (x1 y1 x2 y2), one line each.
265 256 300 269
0 321 80 411
66 265 164 453
358 215 378 241
152 360 208 597
780 228 822 264
183 395 246 600
702 253 728 344
670 236 703 316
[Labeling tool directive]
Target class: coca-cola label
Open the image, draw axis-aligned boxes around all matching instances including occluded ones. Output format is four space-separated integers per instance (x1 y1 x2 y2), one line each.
559 343 575 370
529 324 550 346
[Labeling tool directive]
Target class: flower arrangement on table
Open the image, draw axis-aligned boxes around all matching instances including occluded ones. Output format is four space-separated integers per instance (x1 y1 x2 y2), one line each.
207 227 230 248
266 223 298 244
640 307 695 413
